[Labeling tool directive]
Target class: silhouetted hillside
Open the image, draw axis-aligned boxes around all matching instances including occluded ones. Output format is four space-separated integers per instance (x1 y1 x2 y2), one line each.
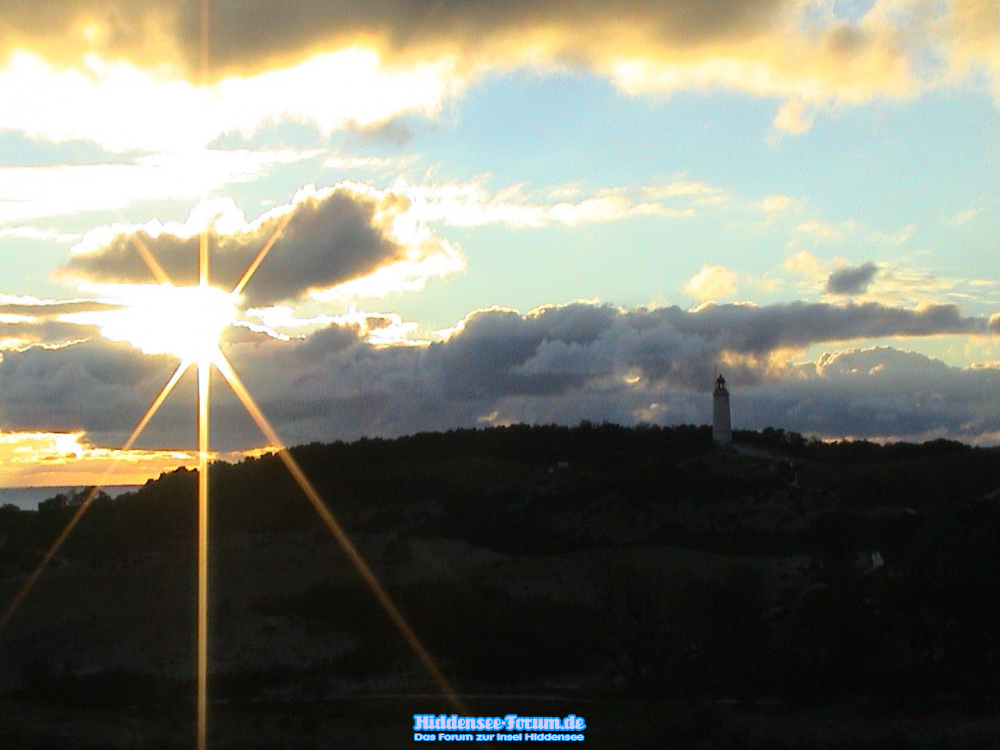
2 424 1000 748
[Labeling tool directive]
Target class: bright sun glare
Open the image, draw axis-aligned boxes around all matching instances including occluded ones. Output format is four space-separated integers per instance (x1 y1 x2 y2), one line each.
93 284 237 364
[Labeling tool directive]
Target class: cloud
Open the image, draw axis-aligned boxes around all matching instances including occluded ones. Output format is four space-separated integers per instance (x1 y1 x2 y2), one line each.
323 152 419 172
0 294 120 319
0 295 119 350
0 0 993 151
826 262 880 295
684 264 739 301
772 100 815 134
60 183 461 307
865 224 914 245
0 149 316 225
391 178 671 229
0 431 195 488
794 219 851 241
752 347 1000 443
644 180 726 199
777 251 994 310
758 194 794 214
0 49 457 152
783 250 825 286
938 0 1000 83
0 1 801 79
0 336 183 446
1 299 995 454
0 226 81 243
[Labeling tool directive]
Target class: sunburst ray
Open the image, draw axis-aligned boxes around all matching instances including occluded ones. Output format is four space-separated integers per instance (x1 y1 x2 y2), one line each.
197 350 210 750
130 232 174 287
230 209 295 298
211 349 467 713
0 360 191 633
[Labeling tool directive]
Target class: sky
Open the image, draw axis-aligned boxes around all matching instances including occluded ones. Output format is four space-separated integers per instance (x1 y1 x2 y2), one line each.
0 0 996 486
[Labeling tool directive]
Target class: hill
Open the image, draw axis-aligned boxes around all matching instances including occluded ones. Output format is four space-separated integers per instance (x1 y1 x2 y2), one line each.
1 423 1000 748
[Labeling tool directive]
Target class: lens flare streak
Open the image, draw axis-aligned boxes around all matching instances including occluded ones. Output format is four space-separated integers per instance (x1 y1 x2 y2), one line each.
212 350 466 712
230 209 294 298
129 233 173 287
0 359 191 632
197 353 210 750
3 48 464 741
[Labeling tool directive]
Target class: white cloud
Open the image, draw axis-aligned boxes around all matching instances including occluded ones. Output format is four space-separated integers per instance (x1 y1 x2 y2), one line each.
772 100 815 134
322 152 419 171
758 194 794 214
389 177 702 229
0 149 316 225
0 50 459 153
644 180 726 199
866 224 915 245
794 219 852 241
0 226 81 242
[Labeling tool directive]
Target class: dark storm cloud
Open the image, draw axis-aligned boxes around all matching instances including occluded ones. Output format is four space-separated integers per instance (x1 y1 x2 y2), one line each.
3 300 994 451
666 301 983 357
0 319 98 350
826 262 879 295
741 348 1000 442
60 187 410 307
0 299 116 348
424 301 988 394
0 337 186 445
216 302 1000 446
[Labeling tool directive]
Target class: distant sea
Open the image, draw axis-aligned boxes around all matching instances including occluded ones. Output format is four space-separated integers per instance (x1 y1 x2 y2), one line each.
0 486 139 512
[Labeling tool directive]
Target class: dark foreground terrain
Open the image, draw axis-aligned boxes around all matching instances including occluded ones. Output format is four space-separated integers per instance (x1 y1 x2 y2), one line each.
1 424 999 748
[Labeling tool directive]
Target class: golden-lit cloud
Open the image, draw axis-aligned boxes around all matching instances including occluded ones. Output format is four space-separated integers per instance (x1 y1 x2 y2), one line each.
684 264 739 301
758 194 795 214
0 0 793 79
0 0 993 150
0 430 195 488
772 100 815 134
778 249 999 311
0 295 119 351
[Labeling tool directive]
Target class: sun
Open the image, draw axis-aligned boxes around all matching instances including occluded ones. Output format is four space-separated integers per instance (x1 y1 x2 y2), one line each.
14 173 462 750
7 210 464 750
86 283 237 365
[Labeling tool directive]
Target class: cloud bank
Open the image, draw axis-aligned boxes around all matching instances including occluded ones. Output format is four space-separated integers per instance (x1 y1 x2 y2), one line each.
1 300 995 452
0 0 993 147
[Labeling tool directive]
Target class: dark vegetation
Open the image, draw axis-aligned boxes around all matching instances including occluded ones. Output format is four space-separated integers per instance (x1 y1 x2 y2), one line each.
2 423 1000 747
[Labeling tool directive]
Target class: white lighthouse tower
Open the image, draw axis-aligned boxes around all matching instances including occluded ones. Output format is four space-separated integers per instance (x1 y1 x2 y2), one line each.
712 374 732 445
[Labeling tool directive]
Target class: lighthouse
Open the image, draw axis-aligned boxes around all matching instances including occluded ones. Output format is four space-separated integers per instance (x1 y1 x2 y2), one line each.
712 374 732 445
